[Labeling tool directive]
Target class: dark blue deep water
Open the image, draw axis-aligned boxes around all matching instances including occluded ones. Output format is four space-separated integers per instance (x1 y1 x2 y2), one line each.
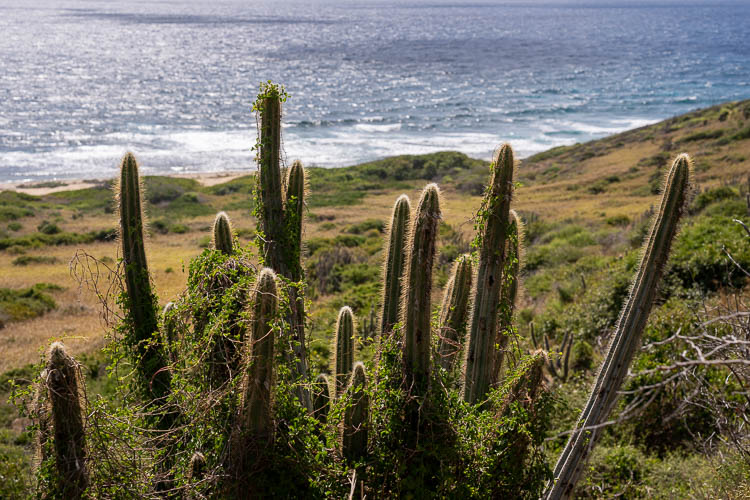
1 1 749 182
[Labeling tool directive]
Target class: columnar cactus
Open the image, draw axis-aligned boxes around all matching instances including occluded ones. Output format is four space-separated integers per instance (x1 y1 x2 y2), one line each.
437 254 473 371
402 184 441 395
333 306 355 397
212 211 234 255
342 362 369 463
238 268 279 444
45 342 88 498
255 85 311 409
313 373 331 423
117 152 172 405
462 144 515 404
257 88 285 273
491 209 522 382
545 154 691 499
380 194 411 335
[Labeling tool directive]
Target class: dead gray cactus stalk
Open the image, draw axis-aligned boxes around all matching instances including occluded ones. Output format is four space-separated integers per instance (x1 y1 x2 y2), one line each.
545 154 691 499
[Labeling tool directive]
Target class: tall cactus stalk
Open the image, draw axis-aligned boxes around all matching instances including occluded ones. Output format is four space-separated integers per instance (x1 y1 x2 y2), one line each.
212 211 234 255
437 254 473 371
255 85 311 410
342 362 369 463
462 144 515 404
241 268 278 441
257 87 285 272
312 374 331 423
380 194 411 335
284 160 312 410
117 152 172 406
491 209 522 383
402 184 441 395
45 342 88 498
333 306 355 397
545 154 691 499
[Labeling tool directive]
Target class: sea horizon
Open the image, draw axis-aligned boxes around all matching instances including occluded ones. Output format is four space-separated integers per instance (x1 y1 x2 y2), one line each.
1 0 749 183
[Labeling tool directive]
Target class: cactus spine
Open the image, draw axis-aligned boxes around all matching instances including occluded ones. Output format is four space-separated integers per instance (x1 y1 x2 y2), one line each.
462 144 515 404
45 342 88 497
117 152 172 405
402 184 441 394
491 209 522 382
380 194 411 335
545 154 691 499
212 211 234 255
313 373 331 423
342 362 369 463
333 306 355 397
437 254 473 371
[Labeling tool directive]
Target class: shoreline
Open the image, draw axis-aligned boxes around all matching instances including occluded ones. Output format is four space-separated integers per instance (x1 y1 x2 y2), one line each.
0 170 251 196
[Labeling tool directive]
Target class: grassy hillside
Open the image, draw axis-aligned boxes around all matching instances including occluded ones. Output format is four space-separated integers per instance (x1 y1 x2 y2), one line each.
1 99 749 496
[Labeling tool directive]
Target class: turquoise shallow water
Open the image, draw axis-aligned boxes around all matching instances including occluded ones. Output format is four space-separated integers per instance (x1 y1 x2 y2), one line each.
1 0 749 182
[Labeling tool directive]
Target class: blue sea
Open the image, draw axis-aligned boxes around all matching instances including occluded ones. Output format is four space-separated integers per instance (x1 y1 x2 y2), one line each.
1 0 749 183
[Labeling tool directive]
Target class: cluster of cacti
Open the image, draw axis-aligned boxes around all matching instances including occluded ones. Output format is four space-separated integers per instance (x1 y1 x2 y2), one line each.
531 325 573 382
34 83 693 499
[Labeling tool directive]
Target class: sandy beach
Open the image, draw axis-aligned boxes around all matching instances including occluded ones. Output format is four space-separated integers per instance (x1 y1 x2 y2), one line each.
0 170 251 196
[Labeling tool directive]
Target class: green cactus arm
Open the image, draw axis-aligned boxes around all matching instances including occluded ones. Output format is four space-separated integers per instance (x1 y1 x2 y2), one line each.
401 184 441 394
380 194 412 335
333 306 356 397
438 254 473 371
545 154 691 500
283 159 313 411
342 362 369 463
490 209 523 383
256 84 286 273
462 144 515 404
117 152 172 405
241 268 279 440
212 211 234 255
45 342 88 497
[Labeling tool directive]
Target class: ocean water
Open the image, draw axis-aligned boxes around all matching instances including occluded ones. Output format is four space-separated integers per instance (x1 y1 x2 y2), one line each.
1 0 749 183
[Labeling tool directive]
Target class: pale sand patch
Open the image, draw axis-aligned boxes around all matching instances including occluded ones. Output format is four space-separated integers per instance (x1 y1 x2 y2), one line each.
0 170 253 195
